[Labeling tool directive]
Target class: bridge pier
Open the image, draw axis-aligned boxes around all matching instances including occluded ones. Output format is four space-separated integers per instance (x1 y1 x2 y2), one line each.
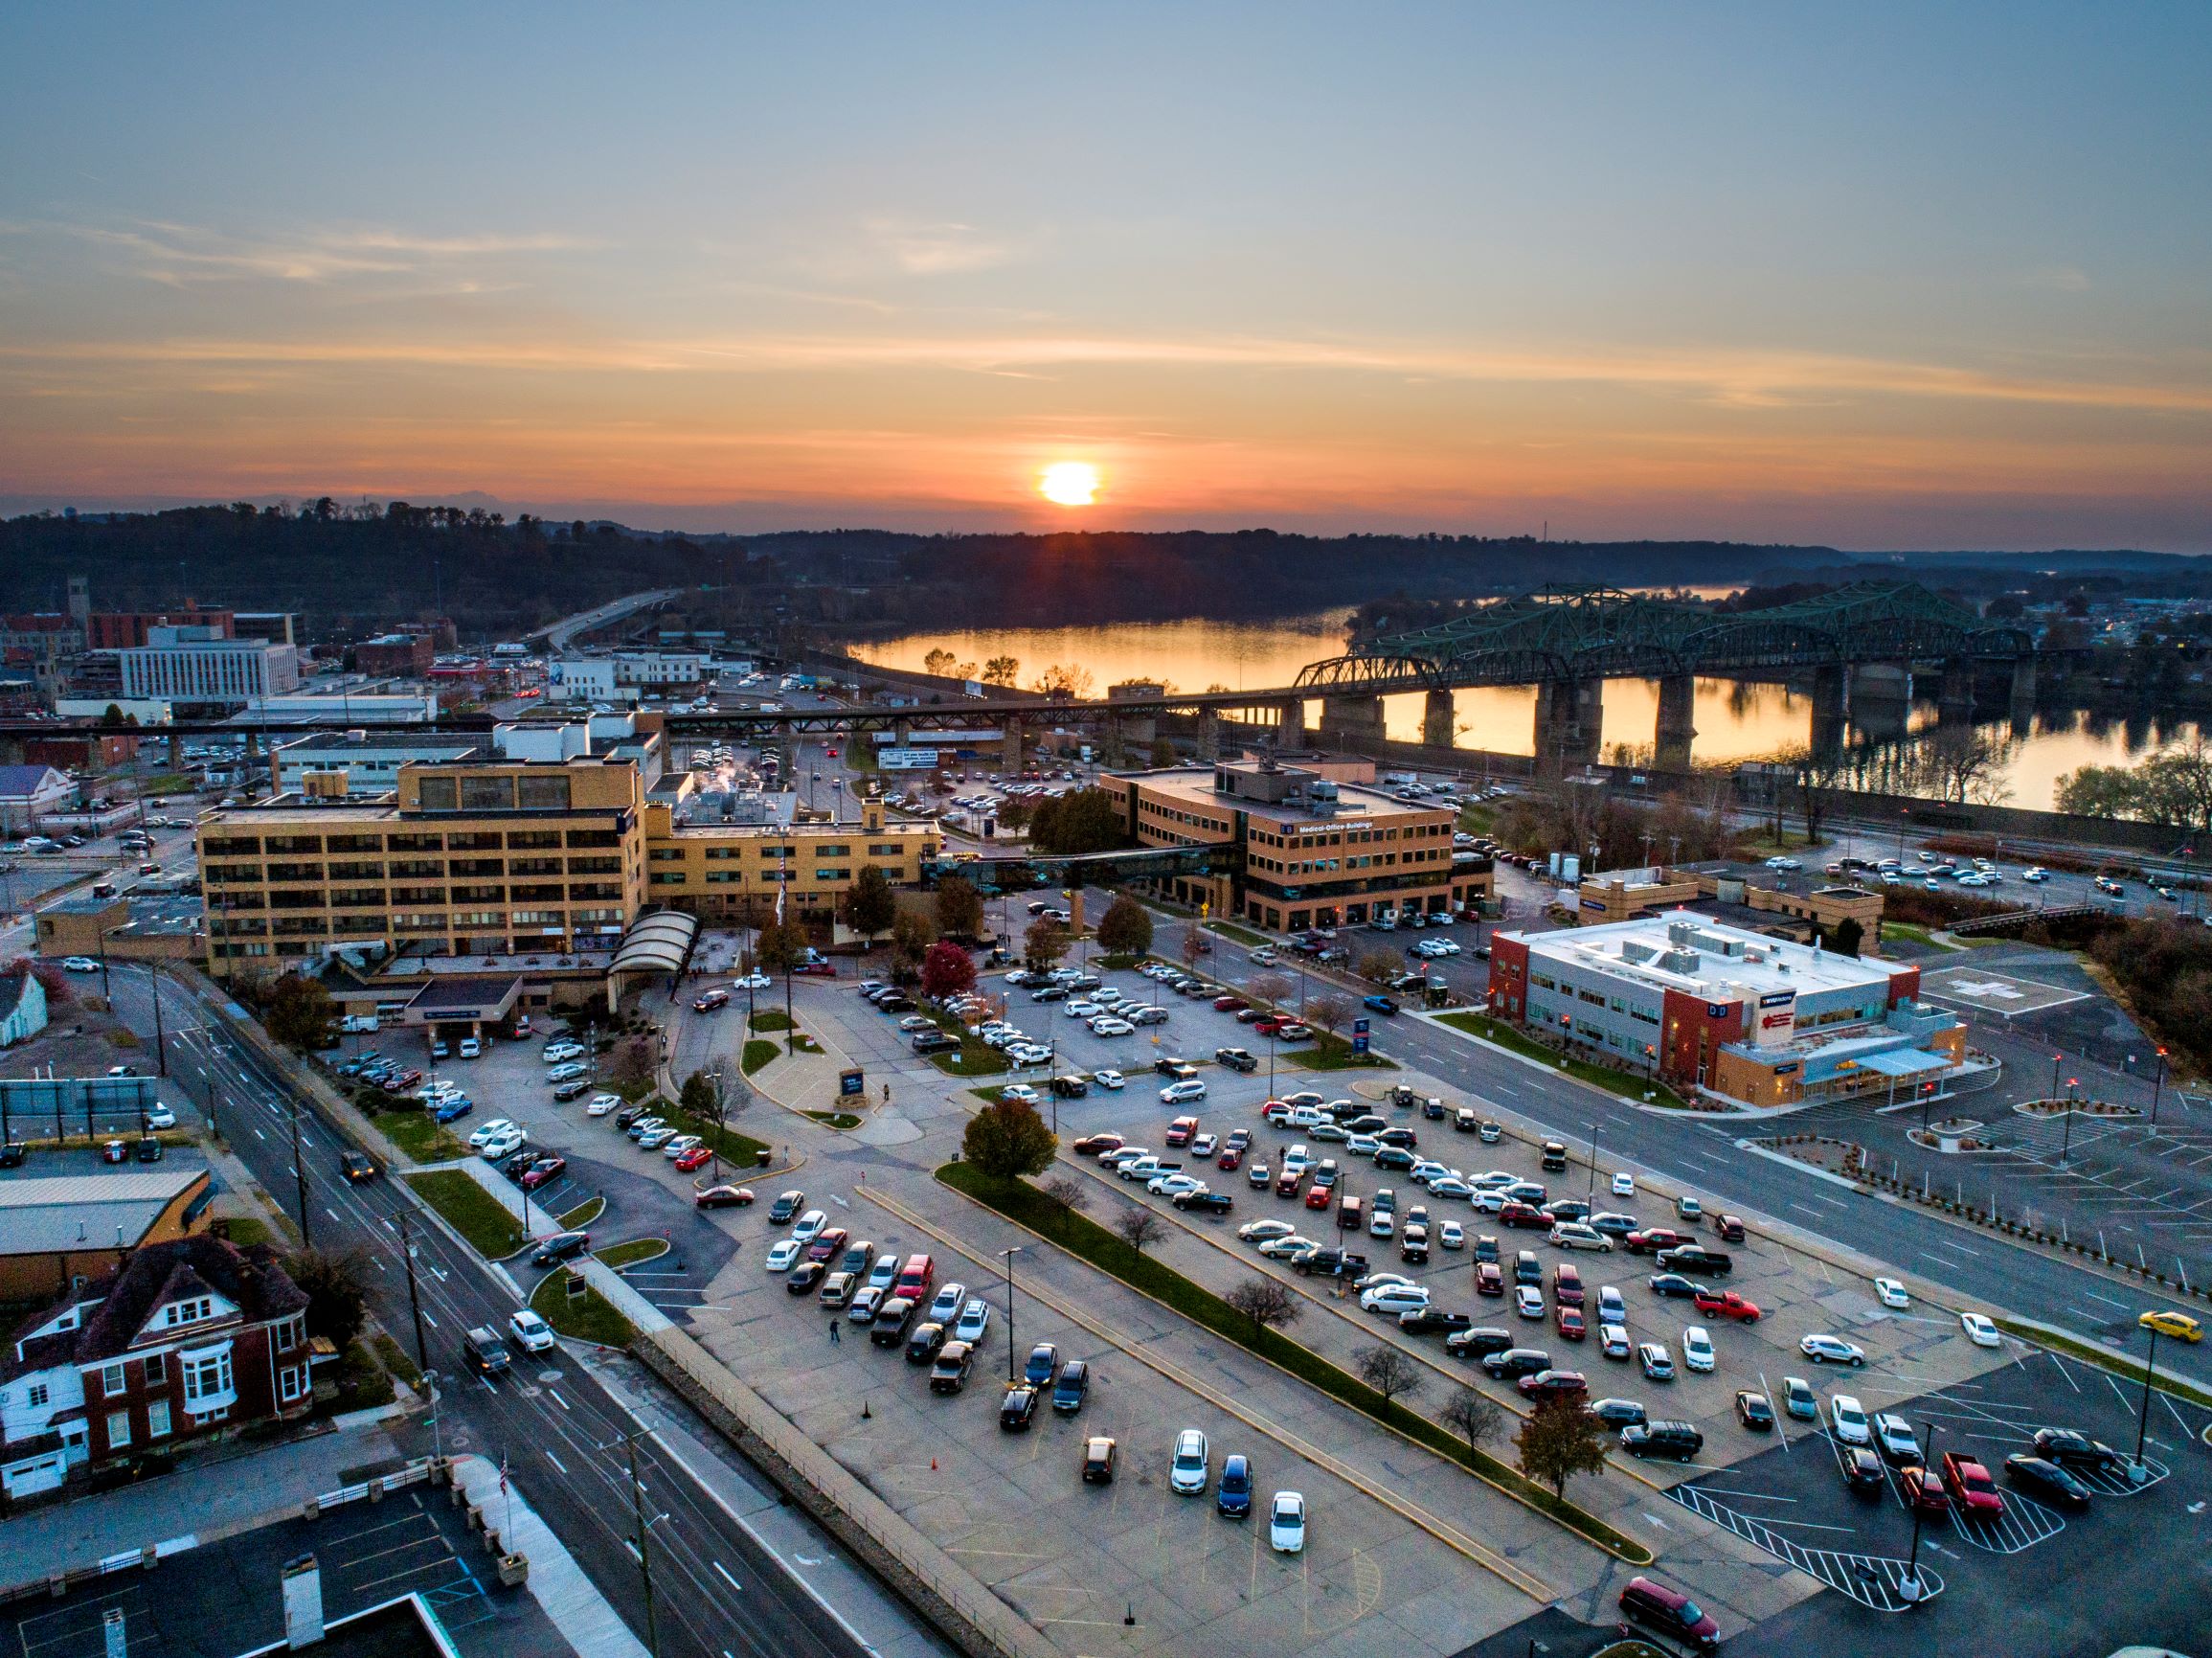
1810 664 1848 763
1534 679 1602 771
1199 711 1224 761
1421 689 1456 750
1320 694 1387 744
1939 658 1976 728
2007 657 2036 736
1654 673 1697 773
1002 719 1024 770
1849 664 1912 743
1275 699 1304 750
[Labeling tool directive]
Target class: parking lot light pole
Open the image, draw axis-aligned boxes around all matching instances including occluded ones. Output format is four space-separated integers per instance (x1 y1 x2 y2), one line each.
1000 1246 1023 1382
2151 1047 2169 1127
1587 1124 1599 1195
2051 1053 2063 1100
398 1209 429 1372
288 1098 312 1248
1898 1419 1937 1604
2132 1320 2161 1479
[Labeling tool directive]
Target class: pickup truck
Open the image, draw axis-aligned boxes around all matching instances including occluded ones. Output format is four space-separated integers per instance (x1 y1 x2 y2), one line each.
1214 1047 1258 1074
1174 1191 1234 1216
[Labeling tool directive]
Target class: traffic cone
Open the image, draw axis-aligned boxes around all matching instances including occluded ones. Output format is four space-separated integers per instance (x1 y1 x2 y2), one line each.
931 1456 937 1470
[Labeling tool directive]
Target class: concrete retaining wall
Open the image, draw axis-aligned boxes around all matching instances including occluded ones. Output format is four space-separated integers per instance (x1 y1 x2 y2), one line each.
633 1327 1057 1658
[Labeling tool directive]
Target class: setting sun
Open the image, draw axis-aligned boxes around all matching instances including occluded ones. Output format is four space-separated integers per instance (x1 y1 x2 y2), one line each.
1039 462 1100 507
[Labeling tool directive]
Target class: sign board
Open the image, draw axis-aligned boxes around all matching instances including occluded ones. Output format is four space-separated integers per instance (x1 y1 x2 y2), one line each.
1351 1016 1370 1056
877 748 940 770
566 1272 586 1300
839 1066 866 1098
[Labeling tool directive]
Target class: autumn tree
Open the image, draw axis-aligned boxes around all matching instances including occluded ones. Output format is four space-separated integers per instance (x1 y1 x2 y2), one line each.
1180 928 1208 971
1305 991 1351 1038
1225 1278 1300 1340
891 909 937 974
935 874 984 941
920 940 977 1001
1024 916 1071 974
1357 949 1399 984
1516 1397 1609 1499
1248 971 1293 1010
263 972 338 1052
1149 736 1178 768
1095 895 1154 958
755 919 810 976
1032 664 1095 699
1355 1344 1423 1405
285 1247 371 1348
846 864 896 942
961 1098 1057 1182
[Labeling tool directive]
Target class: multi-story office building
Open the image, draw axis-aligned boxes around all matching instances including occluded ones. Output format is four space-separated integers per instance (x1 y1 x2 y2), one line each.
265 730 486 793
1112 759 1487 932
1485 911 1967 1106
120 625 300 704
642 797 938 920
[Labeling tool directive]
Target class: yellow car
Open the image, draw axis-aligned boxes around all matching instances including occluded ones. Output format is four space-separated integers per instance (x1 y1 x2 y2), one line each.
2138 1309 2203 1343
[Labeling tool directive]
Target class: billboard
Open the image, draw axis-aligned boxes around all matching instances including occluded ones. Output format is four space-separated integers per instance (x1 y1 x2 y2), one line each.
877 748 941 770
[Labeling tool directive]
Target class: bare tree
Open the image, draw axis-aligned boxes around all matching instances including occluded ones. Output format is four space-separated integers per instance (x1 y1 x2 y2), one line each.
1355 1343 1424 1405
1356 950 1399 984
1306 991 1352 1039
1248 971 1294 1009
1042 1175 1090 1213
1114 1205 1168 1258
1180 928 1208 972
1224 1277 1301 1340
1440 1385 1504 1454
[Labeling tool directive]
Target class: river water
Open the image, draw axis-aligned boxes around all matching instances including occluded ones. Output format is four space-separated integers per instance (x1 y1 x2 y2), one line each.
847 611 2197 810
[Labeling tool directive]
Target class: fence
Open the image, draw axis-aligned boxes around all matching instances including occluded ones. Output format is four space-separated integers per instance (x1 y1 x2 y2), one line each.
0 1075 163 1146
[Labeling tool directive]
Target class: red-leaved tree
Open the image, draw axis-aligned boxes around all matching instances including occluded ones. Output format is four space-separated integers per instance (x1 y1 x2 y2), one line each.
920 941 978 1001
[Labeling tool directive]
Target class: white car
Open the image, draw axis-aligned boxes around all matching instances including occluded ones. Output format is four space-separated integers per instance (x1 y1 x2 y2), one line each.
61 956 102 973
1515 1285 1546 1319
1240 1218 1298 1242
144 1105 177 1130
478 1124 525 1159
542 1042 585 1063
1161 1079 1208 1105
1828 1393 1871 1445
1269 1489 1306 1554
1960 1311 2002 1348
1344 1134 1383 1158
1471 1189 1510 1215
1874 1413 1921 1462
1611 1171 1636 1197
1151 1173 1208 1198
1599 1323 1633 1360
1682 1325 1716 1373
1360 1283 1432 1315
459 1037 482 1059
2022 866 2048 883
1548 1223 1612 1252
1438 1220 1465 1250
547 1061 589 1082
927 1282 968 1323
765 1238 803 1272
1169 1428 1210 1495
738 972 772 989
999 1083 1041 1105
466 1118 518 1147
1872 1277 1910 1310
1065 1002 1103 1019
1090 1017 1136 1036
661 1135 703 1159
586 1093 622 1117
954 1299 991 1343
1093 1069 1125 1091
1765 855 1802 871
791 1209 828 1244
508 1308 556 1352
1428 1177 1474 1199
1800 1332 1866 1367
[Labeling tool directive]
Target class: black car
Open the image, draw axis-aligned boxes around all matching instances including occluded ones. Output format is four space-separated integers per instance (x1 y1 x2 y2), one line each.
531 1231 591 1266
1374 1147 1416 1171
910 1031 959 1055
1214 1047 1258 1074
1341 1114 1388 1136
1049 1075 1089 1099
1376 1127 1419 1149
1480 1347 1552 1380
2030 1427 2126 1472
133 1138 163 1163
1051 1360 1090 1414
1444 1327 1516 1361
1175 1191 1234 1216
1841 1445 1887 1493
786 1261 826 1294
1399 1308 1474 1337
905 1321 948 1363
1513 1250 1544 1285
1647 1272 1701 1299
462 1327 512 1378
2004 1454 2093 1510
768 1191 806 1223
615 1102 650 1129
1620 1420 1704 1460
1154 1055 1195 1077
1296 1247 1369 1279
339 1150 377 1182
501 1147 540 1179
1734 1390 1776 1431
870 1297 917 1345
999 1384 1041 1430
1590 1397 1648 1429
1654 1245 1732 1277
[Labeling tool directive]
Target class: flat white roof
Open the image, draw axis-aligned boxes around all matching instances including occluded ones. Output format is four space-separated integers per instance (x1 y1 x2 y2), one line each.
1512 910 1900 1002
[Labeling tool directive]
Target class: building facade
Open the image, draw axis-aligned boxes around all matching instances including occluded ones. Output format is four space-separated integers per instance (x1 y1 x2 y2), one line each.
1485 911 1966 1106
0 764 73 833
121 627 301 704
0 965 47 1048
0 1236 309 1501
1114 760 1487 932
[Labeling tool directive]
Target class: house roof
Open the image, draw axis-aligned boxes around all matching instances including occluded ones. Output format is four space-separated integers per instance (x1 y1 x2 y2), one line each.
0 964 40 1023
3 1235 306 1382
0 1169 210 1261
0 763 68 801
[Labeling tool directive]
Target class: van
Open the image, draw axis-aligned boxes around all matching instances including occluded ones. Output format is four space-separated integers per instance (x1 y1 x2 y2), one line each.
893 1253 935 1302
1337 1193 1364 1231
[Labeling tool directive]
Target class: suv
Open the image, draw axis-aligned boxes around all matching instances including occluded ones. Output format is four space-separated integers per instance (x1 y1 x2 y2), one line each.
462 1327 512 1378
1480 1347 1552 1380
1620 1420 1704 1461
1617 1578 1720 1653
1050 1360 1090 1414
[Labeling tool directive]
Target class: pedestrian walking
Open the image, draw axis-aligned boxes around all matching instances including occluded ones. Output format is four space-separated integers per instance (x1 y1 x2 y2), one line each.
829 1318 842 1345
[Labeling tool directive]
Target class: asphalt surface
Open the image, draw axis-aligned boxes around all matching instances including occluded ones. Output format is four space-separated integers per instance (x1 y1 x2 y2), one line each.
102 972 901 1658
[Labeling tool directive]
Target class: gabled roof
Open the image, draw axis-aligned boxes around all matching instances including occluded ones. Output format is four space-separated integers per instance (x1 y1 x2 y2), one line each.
0 763 69 800
1 1236 306 1382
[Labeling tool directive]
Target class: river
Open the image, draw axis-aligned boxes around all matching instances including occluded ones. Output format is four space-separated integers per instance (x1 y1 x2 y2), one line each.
846 612 2198 810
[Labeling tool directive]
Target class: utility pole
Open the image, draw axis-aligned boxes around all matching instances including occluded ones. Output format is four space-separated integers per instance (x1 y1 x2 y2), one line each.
2133 1321 2161 1477
600 1429 666 1658
289 1098 312 1248
148 965 167 1078
2151 1046 2169 1127
398 1210 429 1372
1001 1246 1023 1382
1587 1123 1599 1196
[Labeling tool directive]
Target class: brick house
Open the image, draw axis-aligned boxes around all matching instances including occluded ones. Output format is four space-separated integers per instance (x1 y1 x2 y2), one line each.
0 1236 312 1501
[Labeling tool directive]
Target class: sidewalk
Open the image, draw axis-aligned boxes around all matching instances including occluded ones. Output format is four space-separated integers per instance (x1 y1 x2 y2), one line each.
0 1416 405 1583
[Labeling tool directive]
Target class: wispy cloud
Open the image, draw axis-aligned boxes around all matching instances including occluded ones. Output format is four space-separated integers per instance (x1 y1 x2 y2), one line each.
867 218 1026 276
0 217 597 286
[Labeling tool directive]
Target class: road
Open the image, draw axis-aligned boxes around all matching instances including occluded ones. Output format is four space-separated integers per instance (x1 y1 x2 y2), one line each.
533 588 681 652
105 972 907 1658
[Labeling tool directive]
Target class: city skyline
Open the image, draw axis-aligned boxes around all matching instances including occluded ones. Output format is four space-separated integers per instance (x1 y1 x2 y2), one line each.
3 3 2208 548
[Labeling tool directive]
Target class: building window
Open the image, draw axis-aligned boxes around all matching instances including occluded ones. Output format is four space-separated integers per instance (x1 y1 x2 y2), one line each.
165 1297 214 1328
280 1366 305 1403
107 1411 131 1449
100 1361 125 1397
145 1353 165 1387
27 1381 49 1409
517 775 572 810
182 1348 233 1406
416 777 459 811
147 1400 170 1439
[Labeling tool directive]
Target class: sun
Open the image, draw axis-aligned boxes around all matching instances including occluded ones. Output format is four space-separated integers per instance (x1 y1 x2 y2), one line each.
1039 462 1099 507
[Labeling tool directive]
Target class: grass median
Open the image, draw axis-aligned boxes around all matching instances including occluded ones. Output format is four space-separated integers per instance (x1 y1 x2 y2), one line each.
405 1170 526 1259
530 1268 639 1347
938 1160 1651 1563
1434 1011 1689 1108
741 1038 779 1076
1294 1033 1397 1072
595 1237 669 1270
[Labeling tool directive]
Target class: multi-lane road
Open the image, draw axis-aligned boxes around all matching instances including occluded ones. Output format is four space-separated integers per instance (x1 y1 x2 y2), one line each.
102 971 927 1658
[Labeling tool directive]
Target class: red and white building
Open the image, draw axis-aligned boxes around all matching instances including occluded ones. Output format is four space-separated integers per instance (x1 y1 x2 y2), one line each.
0 1237 312 1501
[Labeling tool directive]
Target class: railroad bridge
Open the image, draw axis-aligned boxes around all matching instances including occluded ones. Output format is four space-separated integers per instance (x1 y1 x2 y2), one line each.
1287 580 2036 769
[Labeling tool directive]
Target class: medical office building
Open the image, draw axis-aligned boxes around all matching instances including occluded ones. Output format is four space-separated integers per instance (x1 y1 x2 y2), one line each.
1485 911 1968 1107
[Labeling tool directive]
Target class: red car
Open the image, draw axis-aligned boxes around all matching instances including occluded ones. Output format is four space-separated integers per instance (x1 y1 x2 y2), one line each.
1625 1228 1687 1254
795 963 838 978
672 1146 714 1173
1072 1133 1124 1156
1304 1183 1332 1210
1941 1452 2005 1518
1211 995 1249 1012
1618 1578 1719 1653
1500 1201 1548 1229
1898 1465 1951 1518
805 1226 849 1263
1252 1018 1285 1037
518 1155 567 1191
694 1185 755 1208
1165 1116 1198 1147
1217 1147 1244 1171
1693 1288 1762 1323
1517 1369 1589 1399
1276 1170 1303 1198
1475 1262 1505 1296
1555 1305 1587 1341
1552 1263 1585 1306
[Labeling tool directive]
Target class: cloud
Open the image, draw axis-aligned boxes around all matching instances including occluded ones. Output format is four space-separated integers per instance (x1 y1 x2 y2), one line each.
2019 264 2092 293
867 218 1026 276
0 217 596 286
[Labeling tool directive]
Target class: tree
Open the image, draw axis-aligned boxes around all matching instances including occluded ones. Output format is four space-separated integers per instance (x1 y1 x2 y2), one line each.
678 1066 747 1124
982 654 1022 686
756 919 809 976
1041 1175 1089 1212
1024 916 1070 974
1114 1205 1168 1257
1248 971 1293 1010
1825 916 1863 958
1355 1343 1423 1405
921 940 977 1001
1032 664 1095 699
610 1035 656 1087
891 909 937 974
285 1246 371 1348
935 874 984 941
1095 895 1154 958
1440 1385 1504 1455
961 1098 1057 1182
923 647 959 677
264 973 338 1052
1027 788 1127 855
1149 736 1179 768
1180 928 1208 971
1305 992 1351 1039
1225 1278 1300 1340
1357 949 1399 984
1516 1397 1610 1498
846 865 896 942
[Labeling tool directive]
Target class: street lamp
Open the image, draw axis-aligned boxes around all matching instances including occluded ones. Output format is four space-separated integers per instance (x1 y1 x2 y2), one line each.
1000 1246 1024 1382
2061 1081 2078 1166
2050 1053 2063 1100
2151 1047 2169 1127
1587 1123 1599 1196
1898 1419 1938 1605
2131 1317 2161 1481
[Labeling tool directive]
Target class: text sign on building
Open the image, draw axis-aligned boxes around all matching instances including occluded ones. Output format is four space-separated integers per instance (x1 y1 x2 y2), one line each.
877 748 941 770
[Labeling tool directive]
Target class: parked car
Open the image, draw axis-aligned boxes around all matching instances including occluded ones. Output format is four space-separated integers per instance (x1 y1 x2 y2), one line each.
1940 1451 2006 1518
1169 1428 1210 1494
999 1384 1041 1430
1620 1420 1704 1461
1268 1490 1306 1554
1617 1577 1719 1652
929 1341 976 1395
1080 1435 1117 1482
2003 1454 2093 1511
